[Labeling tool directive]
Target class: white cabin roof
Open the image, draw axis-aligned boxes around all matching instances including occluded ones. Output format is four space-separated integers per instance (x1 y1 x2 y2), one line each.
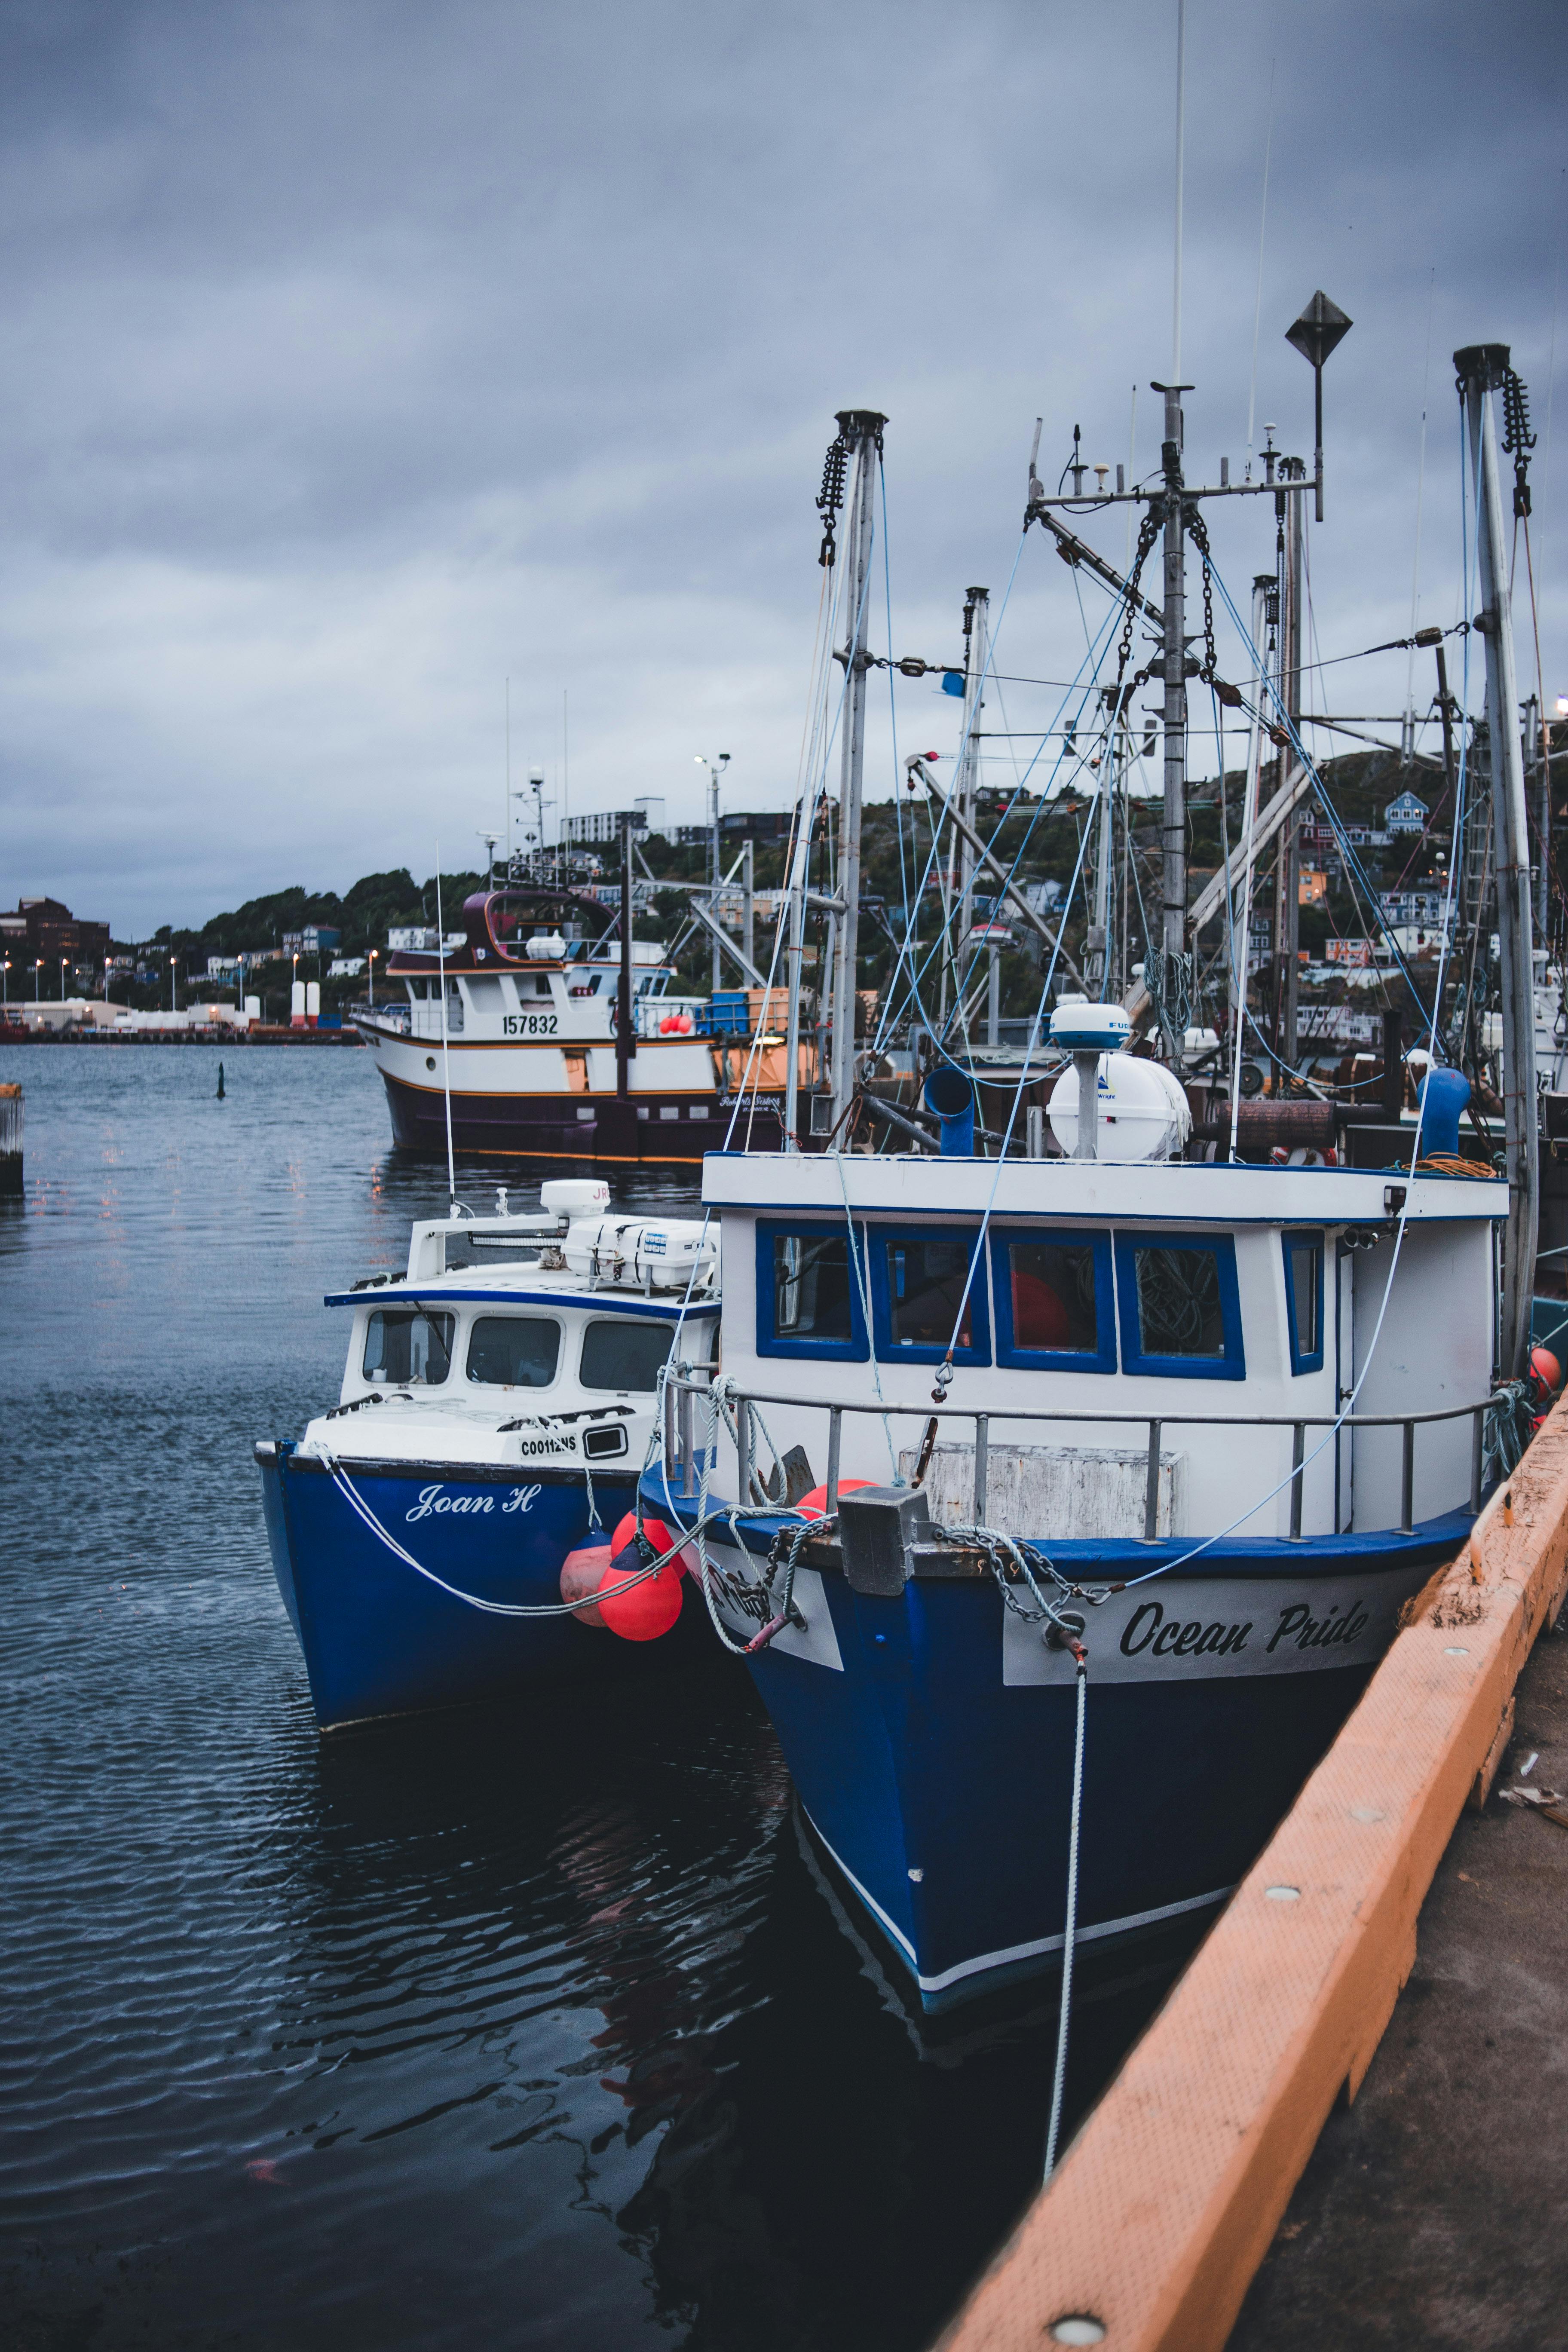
698 1151 1506 1227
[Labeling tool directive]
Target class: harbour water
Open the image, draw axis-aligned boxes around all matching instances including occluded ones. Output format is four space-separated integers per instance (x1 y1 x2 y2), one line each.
0 1045 1192 2351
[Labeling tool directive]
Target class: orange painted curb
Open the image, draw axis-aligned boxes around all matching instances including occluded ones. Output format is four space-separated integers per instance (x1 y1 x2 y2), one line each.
934 1396 1568 2352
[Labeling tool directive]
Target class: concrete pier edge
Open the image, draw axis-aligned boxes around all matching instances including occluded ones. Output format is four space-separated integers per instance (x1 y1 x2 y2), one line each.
932 1396 1568 2352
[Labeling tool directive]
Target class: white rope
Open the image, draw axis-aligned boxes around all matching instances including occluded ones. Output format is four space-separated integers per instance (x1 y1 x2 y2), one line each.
316 1449 657 1619
1044 1657 1088 2181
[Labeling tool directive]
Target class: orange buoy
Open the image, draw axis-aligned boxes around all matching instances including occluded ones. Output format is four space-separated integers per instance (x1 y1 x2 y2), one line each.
607 1510 684 1571
1530 1345 1562 1395
793 1477 876 1521
597 1552 684 1640
560 1543 613 1627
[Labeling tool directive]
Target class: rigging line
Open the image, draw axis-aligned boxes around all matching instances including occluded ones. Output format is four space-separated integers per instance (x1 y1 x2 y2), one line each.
1540 166 1565 601
1243 56 1277 478
1124 459 1485 1592
926 605 1122 1052
726 520 850 1147
933 818 1099 1369
1124 384 1138 574
1404 268 1437 725
1133 436 1484 1581
1206 554 1433 1023
877 456 919 1059
1043 1657 1088 2182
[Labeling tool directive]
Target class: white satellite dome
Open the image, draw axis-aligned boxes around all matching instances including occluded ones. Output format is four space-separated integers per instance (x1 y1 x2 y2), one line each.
1048 1051 1191 1163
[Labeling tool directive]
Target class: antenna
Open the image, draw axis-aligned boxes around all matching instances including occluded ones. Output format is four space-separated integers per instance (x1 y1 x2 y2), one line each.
1172 0 1187 383
435 848 457 1210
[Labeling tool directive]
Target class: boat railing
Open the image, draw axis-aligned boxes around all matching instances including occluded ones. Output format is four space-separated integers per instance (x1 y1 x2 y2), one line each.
659 1370 1496 1540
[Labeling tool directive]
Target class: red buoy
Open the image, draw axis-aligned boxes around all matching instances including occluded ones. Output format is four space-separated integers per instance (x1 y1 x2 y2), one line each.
793 1477 876 1521
1530 1345 1562 1395
597 1553 684 1640
560 1543 613 1627
607 1511 684 1571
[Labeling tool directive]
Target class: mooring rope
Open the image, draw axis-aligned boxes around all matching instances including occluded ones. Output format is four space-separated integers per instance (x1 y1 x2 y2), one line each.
315 1449 662 1619
1044 1649 1088 2182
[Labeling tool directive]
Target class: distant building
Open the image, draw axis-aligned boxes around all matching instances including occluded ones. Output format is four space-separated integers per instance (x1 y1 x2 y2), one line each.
1383 790 1429 836
282 925 341 956
0 895 111 976
1380 888 1450 928
566 798 664 847
328 956 367 978
387 926 439 953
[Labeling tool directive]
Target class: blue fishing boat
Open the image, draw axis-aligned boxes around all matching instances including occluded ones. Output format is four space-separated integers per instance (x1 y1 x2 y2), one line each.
644 1087 1504 2009
257 1179 720 1730
632 351 1541 2016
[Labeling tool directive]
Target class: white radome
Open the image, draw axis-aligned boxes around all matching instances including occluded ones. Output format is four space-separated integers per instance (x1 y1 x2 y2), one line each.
1047 1050 1191 1162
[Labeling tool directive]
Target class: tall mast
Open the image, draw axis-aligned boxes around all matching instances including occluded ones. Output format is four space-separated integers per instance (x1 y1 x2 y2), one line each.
827 410 885 1128
1280 455 1306 1069
1089 688 1118 994
1456 343 1537 1375
956 586 989 949
1152 378 1191 1058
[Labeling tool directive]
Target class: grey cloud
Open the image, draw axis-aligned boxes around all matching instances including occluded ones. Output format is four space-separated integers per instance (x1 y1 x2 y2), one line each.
2 0 1566 932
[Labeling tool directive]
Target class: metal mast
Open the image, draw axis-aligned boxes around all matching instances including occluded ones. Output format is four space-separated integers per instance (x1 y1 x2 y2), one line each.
1457 343 1537 1375
1280 456 1306 1069
827 410 884 1128
955 586 990 947
1152 378 1191 1056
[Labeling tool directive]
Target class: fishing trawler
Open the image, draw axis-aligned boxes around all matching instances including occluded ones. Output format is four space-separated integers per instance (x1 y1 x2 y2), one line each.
358 879 785 1163
633 346 1542 2012
255 1178 720 1730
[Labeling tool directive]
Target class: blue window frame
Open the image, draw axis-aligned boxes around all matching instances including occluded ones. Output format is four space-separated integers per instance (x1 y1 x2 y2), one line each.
1282 1230 1325 1375
990 1227 1116 1373
868 1225 991 1366
1114 1232 1246 1382
755 1221 868 1362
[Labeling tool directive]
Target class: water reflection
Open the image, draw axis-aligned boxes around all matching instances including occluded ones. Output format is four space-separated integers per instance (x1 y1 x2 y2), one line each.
0 1046 1191 2352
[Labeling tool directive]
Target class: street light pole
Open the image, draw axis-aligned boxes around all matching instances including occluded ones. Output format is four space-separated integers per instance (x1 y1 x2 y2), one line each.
368 949 378 1011
695 754 730 993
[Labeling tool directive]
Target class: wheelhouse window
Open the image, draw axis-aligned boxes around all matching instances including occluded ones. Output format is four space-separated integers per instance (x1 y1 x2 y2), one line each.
363 1308 454 1386
579 1318 674 1391
756 1223 867 1361
465 1316 561 1388
1283 1232 1325 1375
1115 1234 1245 1381
870 1228 989 1366
992 1231 1115 1372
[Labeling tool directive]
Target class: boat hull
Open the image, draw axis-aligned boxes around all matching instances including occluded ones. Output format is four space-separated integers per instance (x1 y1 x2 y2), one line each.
261 1445 712 1731
373 1062 782 1162
646 1491 1470 2009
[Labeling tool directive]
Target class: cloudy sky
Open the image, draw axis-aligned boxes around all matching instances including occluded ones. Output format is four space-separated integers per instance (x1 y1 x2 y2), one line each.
4 0 1566 940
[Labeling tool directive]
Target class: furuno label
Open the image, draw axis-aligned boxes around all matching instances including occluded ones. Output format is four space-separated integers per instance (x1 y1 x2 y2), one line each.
405 1484 542 1522
1001 1563 1425 1687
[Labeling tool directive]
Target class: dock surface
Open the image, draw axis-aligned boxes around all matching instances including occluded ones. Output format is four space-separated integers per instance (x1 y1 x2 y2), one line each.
1229 1618 1568 2349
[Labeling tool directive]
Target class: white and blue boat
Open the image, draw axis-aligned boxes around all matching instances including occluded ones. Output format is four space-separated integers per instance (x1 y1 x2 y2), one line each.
257 1179 720 1731
632 358 1537 2014
645 1078 1505 2010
